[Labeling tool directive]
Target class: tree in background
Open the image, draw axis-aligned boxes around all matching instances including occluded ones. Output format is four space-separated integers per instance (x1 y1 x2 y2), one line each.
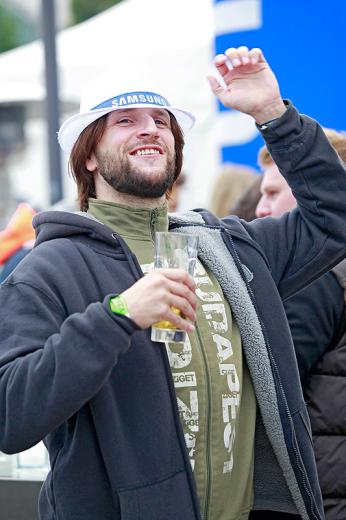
71 0 123 24
0 0 125 53
0 4 37 53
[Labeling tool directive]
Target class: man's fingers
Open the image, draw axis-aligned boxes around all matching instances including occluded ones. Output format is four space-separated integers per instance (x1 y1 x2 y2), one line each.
237 46 250 65
225 47 242 67
168 294 196 322
223 46 265 67
168 280 197 310
157 268 196 291
151 270 197 322
213 54 229 77
249 47 264 64
166 306 195 332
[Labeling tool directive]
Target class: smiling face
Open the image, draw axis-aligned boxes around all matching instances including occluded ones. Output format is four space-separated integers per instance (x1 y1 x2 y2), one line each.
85 107 176 200
255 162 297 218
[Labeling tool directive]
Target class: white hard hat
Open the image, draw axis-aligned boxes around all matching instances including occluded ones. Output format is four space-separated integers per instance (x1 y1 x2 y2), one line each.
58 68 196 154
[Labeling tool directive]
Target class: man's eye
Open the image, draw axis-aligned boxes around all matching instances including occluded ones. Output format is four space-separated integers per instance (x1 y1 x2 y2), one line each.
155 119 168 126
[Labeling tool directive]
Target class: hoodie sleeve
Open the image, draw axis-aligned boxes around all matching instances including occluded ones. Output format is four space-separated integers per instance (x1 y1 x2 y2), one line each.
0 279 138 453
284 270 345 380
231 102 346 299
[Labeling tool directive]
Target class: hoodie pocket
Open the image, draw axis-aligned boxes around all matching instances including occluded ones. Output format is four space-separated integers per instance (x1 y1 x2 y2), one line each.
118 470 197 520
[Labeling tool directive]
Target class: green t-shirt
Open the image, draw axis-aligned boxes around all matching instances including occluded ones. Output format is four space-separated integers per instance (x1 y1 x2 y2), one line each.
88 199 256 520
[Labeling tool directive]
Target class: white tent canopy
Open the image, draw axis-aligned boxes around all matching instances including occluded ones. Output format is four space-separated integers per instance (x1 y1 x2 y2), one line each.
0 0 214 108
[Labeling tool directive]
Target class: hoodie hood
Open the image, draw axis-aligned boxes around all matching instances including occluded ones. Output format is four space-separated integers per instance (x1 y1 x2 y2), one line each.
33 210 119 250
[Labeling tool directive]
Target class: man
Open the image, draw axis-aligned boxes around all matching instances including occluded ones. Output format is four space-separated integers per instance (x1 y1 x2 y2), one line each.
0 46 345 520
256 131 346 519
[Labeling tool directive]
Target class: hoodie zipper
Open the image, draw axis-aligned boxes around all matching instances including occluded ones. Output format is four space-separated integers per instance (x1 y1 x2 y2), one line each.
150 208 160 243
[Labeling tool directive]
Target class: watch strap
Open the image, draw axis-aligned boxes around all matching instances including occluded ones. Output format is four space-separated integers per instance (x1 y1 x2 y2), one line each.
109 294 130 318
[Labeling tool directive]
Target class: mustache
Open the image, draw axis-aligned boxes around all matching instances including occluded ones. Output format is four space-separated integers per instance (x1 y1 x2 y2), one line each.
126 140 168 153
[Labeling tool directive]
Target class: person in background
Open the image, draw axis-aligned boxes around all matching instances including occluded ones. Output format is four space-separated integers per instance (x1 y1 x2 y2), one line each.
0 199 78 283
0 202 36 283
209 163 257 217
231 175 262 221
256 129 346 520
168 171 186 212
1 45 346 520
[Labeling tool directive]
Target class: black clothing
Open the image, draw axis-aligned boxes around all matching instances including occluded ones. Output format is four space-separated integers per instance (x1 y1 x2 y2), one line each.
249 512 301 519
284 271 345 381
287 260 346 520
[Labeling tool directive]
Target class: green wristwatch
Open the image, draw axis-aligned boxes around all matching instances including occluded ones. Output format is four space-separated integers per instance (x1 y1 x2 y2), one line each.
109 294 130 318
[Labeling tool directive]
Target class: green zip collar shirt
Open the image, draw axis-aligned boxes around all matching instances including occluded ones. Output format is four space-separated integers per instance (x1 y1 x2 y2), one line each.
88 199 256 520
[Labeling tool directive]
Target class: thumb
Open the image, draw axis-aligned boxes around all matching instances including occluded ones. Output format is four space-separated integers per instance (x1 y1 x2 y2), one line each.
207 75 229 105
207 75 224 96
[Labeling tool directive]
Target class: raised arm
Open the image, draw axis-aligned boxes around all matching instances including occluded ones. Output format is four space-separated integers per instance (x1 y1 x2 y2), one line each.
210 46 346 298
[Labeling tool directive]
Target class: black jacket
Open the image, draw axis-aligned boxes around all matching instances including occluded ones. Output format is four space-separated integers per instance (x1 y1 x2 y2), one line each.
0 104 346 519
284 271 344 382
285 259 346 520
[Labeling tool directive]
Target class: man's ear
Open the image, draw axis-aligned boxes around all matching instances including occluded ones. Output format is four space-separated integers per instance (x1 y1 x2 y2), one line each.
86 153 97 172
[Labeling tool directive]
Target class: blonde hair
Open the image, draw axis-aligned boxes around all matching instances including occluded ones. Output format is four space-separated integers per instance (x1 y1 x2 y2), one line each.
257 127 346 167
209 163 258 218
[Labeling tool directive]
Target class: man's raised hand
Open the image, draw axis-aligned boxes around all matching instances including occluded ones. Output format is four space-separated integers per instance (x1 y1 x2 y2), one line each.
207 46 286 125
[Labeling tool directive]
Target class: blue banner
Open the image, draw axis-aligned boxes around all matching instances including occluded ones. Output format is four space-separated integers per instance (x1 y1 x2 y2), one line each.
213 0 346 170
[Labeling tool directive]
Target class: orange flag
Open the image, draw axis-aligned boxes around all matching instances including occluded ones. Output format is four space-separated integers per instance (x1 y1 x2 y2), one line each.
0 203 36 264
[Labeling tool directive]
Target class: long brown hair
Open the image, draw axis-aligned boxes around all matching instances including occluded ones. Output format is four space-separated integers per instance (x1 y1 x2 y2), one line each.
69 112 184 212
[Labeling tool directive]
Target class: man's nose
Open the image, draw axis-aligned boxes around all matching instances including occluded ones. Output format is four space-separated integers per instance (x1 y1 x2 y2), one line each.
137 117 159 138
255 198 271 218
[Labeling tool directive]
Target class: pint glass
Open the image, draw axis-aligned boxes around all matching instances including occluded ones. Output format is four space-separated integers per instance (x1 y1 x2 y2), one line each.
151 232 198 343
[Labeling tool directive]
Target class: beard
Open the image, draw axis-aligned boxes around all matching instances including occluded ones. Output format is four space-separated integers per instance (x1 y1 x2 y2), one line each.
95 149 176 198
